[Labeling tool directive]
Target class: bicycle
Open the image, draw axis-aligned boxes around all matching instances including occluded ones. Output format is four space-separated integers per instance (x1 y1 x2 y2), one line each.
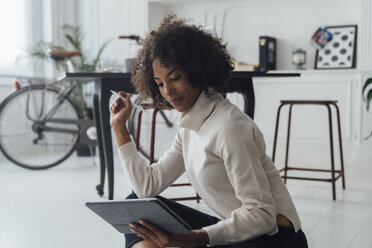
0 51 96 170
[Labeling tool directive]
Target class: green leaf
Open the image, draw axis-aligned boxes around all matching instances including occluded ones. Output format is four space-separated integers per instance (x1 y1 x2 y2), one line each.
362 78 372 101
49 44 65 51
80 64 95 72
366 89 372 111
64 34 80 51
21 24 111 73
92 38 112 70
24 41 51 60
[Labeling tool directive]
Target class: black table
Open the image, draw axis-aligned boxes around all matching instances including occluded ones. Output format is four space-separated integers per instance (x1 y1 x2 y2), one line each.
59 71 300 200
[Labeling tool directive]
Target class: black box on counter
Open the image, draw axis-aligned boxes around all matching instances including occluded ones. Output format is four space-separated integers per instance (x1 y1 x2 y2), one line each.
259 36 276 72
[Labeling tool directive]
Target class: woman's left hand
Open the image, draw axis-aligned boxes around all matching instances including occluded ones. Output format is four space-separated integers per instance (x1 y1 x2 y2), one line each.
129 220 174 247
129 220 209 247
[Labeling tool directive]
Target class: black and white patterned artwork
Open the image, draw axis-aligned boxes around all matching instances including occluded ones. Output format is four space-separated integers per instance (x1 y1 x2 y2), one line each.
315 25 357 69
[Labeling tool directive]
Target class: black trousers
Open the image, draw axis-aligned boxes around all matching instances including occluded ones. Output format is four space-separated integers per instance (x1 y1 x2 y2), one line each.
124 193 308 248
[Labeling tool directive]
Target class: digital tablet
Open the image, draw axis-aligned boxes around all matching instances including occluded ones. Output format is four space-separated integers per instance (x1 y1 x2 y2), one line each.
86 198 191 234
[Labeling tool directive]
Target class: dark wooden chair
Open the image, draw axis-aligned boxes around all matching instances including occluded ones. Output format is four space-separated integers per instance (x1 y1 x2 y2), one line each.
135 104 201 202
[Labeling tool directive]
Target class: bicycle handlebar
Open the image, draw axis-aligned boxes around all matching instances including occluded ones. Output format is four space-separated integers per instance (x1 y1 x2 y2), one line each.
118 35 141 44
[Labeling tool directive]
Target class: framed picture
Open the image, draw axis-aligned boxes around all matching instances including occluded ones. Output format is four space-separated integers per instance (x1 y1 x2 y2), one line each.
310 27 333 49
314 25 357 69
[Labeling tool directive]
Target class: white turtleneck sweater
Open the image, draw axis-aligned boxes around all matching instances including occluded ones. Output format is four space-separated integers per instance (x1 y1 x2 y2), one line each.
117 90 301 246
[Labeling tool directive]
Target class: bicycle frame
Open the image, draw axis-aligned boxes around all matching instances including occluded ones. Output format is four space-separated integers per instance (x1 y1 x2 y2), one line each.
23 83 93 138
25 83 77 122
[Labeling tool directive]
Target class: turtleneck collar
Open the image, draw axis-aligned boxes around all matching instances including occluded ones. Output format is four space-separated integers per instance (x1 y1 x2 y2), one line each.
177 89 223 131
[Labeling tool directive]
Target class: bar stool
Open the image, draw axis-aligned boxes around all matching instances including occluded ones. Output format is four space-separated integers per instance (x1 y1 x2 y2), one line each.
272 100 346 200
135 104 201 202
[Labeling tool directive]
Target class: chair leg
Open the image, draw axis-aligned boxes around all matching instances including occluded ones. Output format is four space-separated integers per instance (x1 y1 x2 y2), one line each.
136 111 143 151
272 103 285 163
149 109 160 164
332 103 346 189
326 104 336 200
283 104 293 184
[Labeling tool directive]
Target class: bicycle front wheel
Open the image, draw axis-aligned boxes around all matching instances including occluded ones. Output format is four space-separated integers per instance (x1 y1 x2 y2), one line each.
0 85 80 169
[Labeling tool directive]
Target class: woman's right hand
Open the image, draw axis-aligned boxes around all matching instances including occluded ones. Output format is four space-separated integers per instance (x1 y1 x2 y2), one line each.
109 92 133 130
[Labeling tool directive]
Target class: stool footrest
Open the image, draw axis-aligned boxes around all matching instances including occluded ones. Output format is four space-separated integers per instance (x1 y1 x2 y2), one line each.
281 173 343 182
171 183 192 187
169 183 200 202
170 196 201 201
279 167 343 173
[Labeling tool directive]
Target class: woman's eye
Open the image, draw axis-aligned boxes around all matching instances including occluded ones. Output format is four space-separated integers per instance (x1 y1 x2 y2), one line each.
170 75 180 81
157 83 164 88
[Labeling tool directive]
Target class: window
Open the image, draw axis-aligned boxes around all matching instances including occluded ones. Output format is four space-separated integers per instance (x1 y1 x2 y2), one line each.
0 0 27 72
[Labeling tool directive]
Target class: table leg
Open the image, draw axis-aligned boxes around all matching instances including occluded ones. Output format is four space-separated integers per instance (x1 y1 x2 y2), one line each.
98 80 115 200
93 77 135 200
93 93 105 196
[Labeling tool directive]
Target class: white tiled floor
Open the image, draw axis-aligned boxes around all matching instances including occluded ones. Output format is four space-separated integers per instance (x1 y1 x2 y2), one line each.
1 153 372 248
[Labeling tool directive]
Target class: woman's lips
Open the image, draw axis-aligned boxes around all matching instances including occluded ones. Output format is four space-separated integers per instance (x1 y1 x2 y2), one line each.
170 96 184 106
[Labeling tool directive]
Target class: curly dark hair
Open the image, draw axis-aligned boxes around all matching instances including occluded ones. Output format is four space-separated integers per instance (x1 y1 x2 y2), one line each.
131 14 234 105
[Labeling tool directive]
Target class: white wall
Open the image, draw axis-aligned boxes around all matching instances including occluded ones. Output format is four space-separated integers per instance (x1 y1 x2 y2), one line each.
77 0 147 68
60 0 367 71
147 0 359 70
0 0 366 75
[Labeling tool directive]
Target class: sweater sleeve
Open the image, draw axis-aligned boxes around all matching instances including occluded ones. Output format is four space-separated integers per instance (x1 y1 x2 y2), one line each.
117 130 185 198
202 121 277 246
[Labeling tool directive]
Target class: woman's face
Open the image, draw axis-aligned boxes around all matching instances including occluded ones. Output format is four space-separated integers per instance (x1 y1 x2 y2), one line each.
152 58 201 115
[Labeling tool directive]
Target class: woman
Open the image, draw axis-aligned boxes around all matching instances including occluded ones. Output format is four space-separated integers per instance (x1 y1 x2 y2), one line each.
110 14 308 248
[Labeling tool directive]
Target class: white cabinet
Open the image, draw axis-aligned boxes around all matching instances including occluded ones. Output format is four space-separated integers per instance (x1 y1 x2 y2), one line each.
250 70 372 166
253 70 360 143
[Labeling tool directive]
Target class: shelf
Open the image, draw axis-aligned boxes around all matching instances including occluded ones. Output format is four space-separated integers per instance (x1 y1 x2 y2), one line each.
267 69 360 75
148 0 235 5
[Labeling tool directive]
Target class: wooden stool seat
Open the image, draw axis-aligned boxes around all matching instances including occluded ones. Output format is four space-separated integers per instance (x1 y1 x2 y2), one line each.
272 100 346 200
280 100 338 105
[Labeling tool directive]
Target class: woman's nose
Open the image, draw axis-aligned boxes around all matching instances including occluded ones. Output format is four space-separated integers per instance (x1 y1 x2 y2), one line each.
163 82 173 96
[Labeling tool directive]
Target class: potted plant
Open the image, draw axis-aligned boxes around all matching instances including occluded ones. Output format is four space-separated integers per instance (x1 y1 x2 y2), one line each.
362 77 372 139
26 24 111 73
23 24 112 156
